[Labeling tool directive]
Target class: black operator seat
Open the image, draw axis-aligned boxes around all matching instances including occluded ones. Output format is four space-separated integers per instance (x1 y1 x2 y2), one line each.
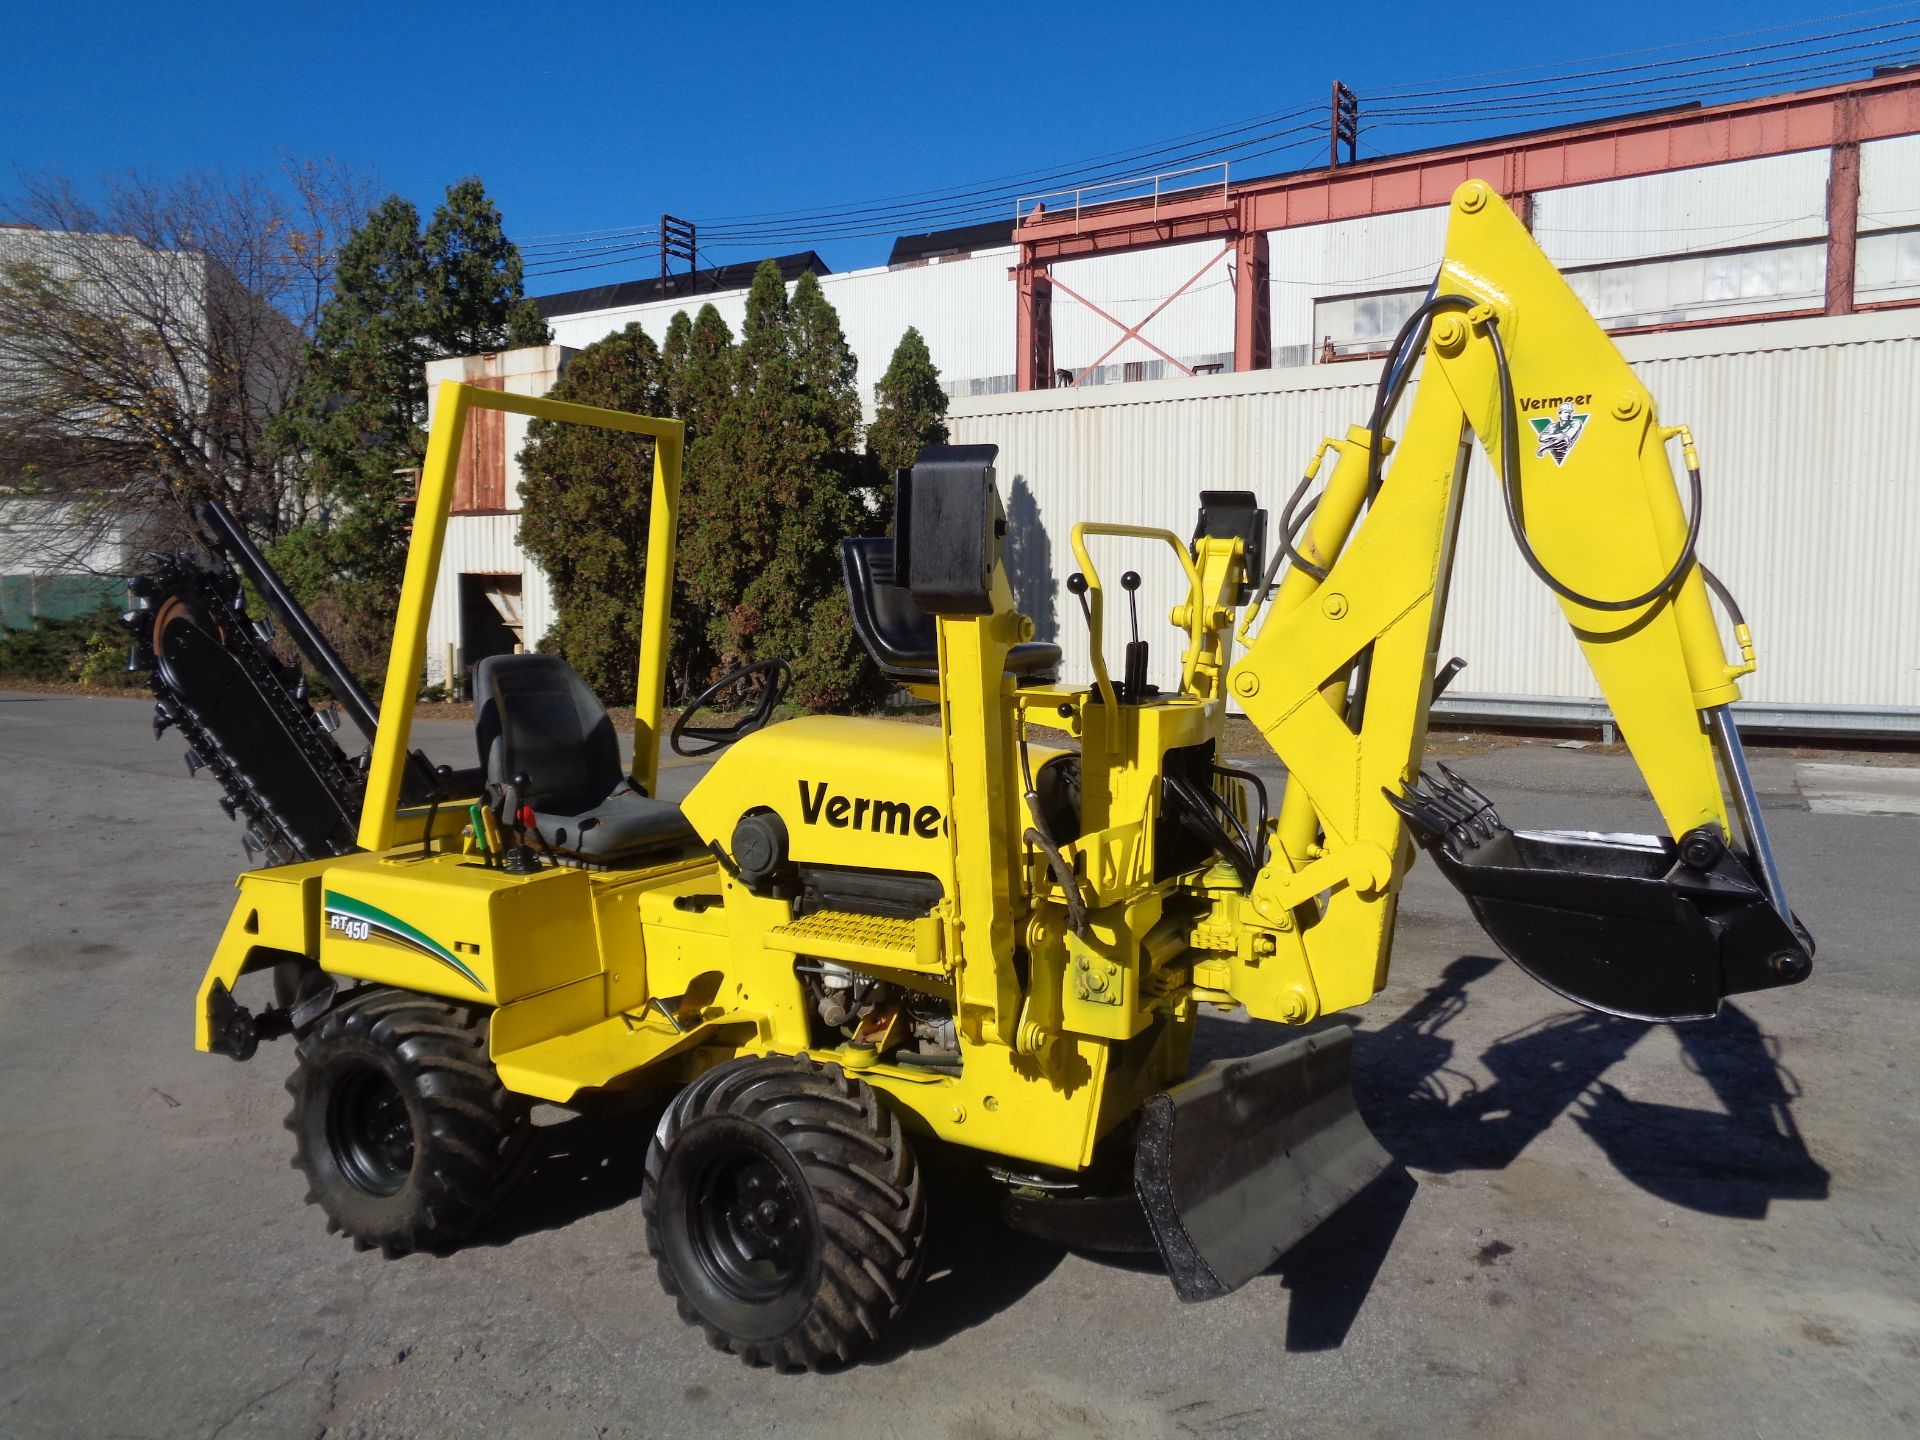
841 536 1060 686
473 653 696 865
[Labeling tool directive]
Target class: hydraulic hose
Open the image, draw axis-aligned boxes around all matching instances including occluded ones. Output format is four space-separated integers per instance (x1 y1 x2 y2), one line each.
1699 563 1745 627
1359 290 1708 614
1482 317 1705 613
1276 478 1326 582
1242 477 1324 624
1364 291 1477 500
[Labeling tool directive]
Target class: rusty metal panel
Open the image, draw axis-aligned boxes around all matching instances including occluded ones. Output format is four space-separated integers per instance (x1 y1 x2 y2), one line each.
453 376 507 513
1018 73 1920 261
948 309 1919 727
421 348 574 687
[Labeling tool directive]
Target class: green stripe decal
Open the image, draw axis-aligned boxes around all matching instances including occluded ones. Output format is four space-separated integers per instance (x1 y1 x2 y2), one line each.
323 890 485 991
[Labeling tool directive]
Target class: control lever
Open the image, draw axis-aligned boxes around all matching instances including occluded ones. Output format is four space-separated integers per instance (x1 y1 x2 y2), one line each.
1121 571 1150 702
501 770 541 874
418 764 453 857
1066 571 1092 626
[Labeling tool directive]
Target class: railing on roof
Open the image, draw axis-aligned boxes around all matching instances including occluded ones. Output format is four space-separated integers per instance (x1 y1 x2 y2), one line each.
1016 163 1230 235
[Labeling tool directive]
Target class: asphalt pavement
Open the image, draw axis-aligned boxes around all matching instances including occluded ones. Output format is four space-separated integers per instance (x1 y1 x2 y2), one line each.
1 689 1916 1440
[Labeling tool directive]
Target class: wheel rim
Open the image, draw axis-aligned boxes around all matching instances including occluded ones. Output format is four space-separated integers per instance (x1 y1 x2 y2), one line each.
688 1150 809 1301
326 1067 415 1197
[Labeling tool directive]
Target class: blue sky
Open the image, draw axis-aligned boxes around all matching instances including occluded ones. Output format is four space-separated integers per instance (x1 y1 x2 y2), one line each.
3 2 1910 291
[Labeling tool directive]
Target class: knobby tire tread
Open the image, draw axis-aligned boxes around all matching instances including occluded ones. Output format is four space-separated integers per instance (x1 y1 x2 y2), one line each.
285 988 531 1257
642 1055 925 1371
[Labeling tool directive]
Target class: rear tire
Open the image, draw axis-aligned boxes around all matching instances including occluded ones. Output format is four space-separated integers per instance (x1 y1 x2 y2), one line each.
285 989 531 1257
643 1056 925 1370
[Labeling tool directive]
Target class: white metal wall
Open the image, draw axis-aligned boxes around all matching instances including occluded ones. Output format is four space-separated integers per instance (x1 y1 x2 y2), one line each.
1858 134 1920 306
1531 153 1831 264
946 308 1919 721
1266 206 1451 356
1860 133 1920 226
420 512 556 690
820 250 1017 400
1052 238 1237 376
548 290 752 370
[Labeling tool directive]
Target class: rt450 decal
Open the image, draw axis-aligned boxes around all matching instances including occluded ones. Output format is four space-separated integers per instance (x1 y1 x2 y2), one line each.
323 891 485 991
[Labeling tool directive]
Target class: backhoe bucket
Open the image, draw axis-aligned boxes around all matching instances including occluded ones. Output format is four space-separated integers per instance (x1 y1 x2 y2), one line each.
1389 765 1814 1022
1134 1024 1391 1302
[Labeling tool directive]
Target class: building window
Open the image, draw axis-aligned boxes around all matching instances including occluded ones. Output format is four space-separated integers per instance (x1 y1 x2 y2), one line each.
1857 227 1920 304
1564 242 1824 327
1311 239 1833 358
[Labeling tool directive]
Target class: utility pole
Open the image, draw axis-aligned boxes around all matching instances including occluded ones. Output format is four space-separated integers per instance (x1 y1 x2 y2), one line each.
660 214 697 295
1330 82 1359 167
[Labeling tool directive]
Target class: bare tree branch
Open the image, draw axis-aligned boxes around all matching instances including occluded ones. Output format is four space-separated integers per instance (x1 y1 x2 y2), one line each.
0 162 375 571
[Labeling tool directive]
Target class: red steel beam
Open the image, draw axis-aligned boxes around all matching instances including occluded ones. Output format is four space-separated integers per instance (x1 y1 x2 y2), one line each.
1015 71 1920 265
1234 229 1270 372
1825 90 1866 316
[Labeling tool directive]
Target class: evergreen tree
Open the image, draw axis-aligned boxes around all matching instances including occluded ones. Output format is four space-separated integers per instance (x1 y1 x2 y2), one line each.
788 272 861 455
661 311 694 425
517 324 664 701
868 327 950 474
678 261 884 711
423 177 551 355
273 177 548 667
662 303 735 445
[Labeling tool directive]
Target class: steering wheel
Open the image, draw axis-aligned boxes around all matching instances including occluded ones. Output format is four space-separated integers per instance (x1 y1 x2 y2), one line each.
670 658 794 757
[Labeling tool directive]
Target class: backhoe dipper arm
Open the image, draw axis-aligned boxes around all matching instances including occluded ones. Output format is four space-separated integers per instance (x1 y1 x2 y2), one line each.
1227 181 1811 1025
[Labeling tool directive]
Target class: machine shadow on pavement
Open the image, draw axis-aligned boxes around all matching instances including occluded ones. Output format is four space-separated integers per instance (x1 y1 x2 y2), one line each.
466 1098 1068 1361
864 1159 1068 1365
441 953 1826 1348
1351 955 1828 1219
1573 1003 1830 1219
468 1096 666 1251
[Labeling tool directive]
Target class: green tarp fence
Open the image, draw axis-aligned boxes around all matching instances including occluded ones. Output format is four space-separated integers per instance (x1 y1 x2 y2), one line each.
0 574 128 628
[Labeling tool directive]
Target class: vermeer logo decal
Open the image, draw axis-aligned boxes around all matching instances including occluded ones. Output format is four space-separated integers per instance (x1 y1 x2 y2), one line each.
323 890 484 990
1527 399 1591 467
797 780 945 838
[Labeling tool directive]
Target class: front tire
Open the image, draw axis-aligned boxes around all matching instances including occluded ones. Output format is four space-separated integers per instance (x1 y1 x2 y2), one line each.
285 989 531 1256
643 1056 925 1370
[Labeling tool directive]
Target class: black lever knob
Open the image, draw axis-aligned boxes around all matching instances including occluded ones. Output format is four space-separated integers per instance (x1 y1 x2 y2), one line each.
1066 571 1093 628
1120 571 1141 593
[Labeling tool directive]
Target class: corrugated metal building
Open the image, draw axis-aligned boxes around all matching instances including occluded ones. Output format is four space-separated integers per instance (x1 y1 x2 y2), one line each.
945 308 1918 732
420 77 1918 729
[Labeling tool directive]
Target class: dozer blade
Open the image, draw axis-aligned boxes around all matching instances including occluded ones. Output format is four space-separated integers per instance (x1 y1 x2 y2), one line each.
1389 765 1813 1022
1134 1024 1391 1302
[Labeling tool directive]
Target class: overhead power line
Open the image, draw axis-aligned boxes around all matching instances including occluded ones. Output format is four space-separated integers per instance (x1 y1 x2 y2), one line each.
519 9 1920 282
1363 2 1918 97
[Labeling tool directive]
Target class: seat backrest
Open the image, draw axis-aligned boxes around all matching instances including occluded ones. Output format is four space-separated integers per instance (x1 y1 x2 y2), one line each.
841 536 939 679
473 653 623 813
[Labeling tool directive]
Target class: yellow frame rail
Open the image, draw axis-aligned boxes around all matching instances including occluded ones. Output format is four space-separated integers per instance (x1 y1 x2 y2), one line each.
357 382 685 853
